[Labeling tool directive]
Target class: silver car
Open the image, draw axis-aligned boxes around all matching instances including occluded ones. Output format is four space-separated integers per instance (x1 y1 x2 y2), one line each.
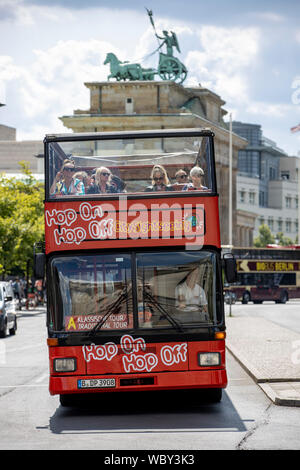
0 282 17 337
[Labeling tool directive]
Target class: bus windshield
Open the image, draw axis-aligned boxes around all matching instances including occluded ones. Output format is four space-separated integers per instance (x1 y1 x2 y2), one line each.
46 132 214 198
49 250 219 333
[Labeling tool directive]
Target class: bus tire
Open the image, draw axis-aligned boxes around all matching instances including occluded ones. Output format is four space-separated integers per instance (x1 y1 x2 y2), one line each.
206 388 222 403
59 394 76 407
199 388 222 403
280 292 288 304
242 292 250 304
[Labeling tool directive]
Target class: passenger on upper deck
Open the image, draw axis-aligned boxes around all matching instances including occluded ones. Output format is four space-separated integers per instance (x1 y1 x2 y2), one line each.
87 167 117 194
174 169 188 185
74 171 93 193
144 165 173 192
50 159 85 196
110 175 127 193
182 166 208 191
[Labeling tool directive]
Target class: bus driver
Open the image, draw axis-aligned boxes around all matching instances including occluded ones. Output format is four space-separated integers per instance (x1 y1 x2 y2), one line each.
175 267 208 313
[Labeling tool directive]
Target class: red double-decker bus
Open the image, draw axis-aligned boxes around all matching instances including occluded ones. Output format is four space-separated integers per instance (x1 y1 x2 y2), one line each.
225 246 300 304
35 128 236 406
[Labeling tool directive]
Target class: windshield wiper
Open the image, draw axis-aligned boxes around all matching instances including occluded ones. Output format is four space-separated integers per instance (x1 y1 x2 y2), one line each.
143 285 184 332
88 287 130 335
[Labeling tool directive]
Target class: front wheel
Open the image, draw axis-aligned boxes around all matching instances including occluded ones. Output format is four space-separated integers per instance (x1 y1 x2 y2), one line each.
202 388 222 403
242 292 250 304
60 394 76 407
280 292 288 304
9 317 17 335
0 318 8 338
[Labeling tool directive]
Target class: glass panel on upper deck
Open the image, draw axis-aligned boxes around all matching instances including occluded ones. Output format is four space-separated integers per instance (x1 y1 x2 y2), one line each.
47 133 214 198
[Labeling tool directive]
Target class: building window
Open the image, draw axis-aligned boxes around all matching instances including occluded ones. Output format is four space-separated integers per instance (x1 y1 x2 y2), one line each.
249 192 255 204
259 217 265 226
286 220 291 232
296 197 298 209
278 219 282 231
295 220 299 233
268 218 274 231
237 150 260 177
285 197 292 209
259 191 266 207
281 171 290 180
269 167 276 180
239 190 245 203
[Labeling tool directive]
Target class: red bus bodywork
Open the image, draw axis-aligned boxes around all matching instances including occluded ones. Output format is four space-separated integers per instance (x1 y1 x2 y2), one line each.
48 338 226 395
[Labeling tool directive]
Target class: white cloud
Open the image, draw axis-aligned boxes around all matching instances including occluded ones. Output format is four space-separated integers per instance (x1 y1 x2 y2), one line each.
0 55 22 81
185 25 260 106
254 12 286 23
1 38 124 138
0 10 197 140
197 25 259 71
246 102 295 118
0 0 34 25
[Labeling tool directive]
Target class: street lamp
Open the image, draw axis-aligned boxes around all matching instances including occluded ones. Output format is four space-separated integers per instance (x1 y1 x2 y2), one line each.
229 113 233 247
298 165 300 244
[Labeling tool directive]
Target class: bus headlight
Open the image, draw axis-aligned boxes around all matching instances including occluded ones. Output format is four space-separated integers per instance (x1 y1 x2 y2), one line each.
53 358 77 372
198 352 221 367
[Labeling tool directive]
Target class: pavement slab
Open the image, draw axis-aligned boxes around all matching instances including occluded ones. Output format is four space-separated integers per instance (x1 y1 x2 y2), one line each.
225 316 300 406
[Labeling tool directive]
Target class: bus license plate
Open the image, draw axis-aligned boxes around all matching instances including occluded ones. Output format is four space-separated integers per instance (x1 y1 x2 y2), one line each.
78 378 116 389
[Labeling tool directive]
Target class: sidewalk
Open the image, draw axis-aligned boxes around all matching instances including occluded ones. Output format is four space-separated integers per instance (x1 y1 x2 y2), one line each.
226 315 300 407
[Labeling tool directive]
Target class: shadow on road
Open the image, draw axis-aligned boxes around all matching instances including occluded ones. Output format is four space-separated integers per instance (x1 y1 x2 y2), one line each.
49 389 248 435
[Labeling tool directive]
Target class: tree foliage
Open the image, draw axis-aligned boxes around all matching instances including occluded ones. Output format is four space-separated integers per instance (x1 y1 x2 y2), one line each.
275 232 294 246
253 224 275 247
0 162 44 276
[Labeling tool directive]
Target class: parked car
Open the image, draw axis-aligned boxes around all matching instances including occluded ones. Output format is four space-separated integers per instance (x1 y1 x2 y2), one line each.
224 290 236 305
0 282 17 337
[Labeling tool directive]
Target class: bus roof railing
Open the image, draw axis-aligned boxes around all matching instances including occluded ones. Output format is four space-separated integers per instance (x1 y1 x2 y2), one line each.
44 128 215 143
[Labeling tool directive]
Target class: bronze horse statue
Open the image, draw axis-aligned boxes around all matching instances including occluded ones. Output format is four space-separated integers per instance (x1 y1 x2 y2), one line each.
104 53 156 81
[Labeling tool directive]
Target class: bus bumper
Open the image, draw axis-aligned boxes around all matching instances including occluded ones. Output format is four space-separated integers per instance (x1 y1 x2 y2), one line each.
50 369 227 396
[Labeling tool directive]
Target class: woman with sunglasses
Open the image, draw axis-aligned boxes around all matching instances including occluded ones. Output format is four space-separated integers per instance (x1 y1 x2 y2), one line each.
182 166 208 191
144 165 173 192
50 160 84 196
174 169 188 185
87 167 117 194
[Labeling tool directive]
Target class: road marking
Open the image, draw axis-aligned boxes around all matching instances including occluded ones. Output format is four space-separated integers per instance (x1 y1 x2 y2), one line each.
0 384 47 388
35 373 48 383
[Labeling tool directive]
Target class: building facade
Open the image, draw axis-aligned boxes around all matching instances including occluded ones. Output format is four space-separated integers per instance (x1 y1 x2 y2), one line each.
233 121 300 243
0 124 43 176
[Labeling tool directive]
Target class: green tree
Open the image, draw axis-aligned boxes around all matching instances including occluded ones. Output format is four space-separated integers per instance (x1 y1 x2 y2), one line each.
254 224 275 247
276 231 294 246
0 162 44 277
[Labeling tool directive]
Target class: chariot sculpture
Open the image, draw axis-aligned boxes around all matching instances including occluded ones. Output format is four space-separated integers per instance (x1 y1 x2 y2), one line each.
104 9 187 84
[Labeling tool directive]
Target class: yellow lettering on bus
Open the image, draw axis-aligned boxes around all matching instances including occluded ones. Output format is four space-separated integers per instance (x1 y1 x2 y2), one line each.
67 317 77 330
256 262 274 271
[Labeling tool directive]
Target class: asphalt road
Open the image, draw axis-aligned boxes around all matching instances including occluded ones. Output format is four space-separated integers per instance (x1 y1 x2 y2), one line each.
0 305 300 450
225 299 300 334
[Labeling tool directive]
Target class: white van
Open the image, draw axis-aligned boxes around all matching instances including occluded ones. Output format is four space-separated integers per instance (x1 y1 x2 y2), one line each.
0 282 17 337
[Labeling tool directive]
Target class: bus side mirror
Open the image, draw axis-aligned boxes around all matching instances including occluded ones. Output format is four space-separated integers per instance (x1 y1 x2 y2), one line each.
223 253 237 283
34 253 45 280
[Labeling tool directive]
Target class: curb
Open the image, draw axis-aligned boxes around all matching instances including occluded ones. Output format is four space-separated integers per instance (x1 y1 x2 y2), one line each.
226 343 300 407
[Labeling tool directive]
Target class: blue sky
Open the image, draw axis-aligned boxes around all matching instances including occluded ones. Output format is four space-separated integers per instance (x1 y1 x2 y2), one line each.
0 0 300 155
